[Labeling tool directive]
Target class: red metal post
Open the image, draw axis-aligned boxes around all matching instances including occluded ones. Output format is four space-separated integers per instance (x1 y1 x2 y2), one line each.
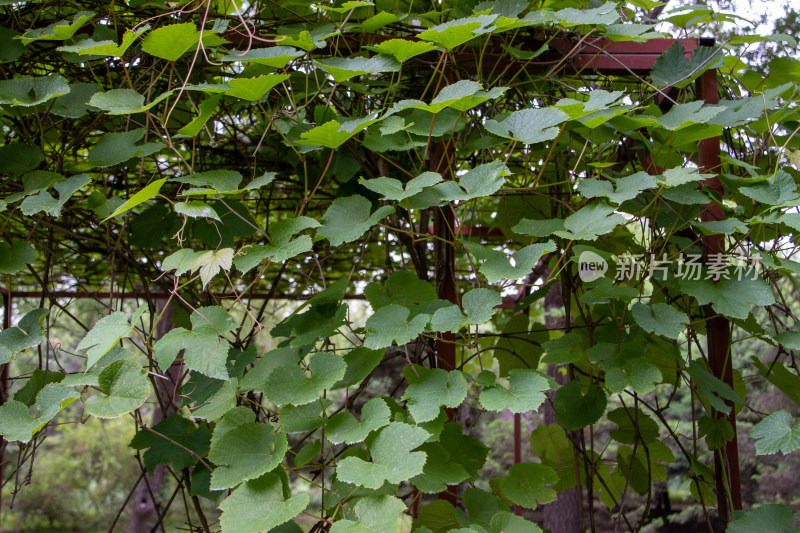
1 290 10 520
697 67 742 525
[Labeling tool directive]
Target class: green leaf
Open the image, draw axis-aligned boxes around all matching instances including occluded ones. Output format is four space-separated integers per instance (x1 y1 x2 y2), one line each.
608 407 659 444
141 23 202 61
326 397 391 443
687 362 743 414
496 463 558 509
404 367 468 422
651 42 722 88
174 169 243 194
19 11 94 44
89 129 164 168
175 201 220 220
680 276 775 320
490 512 543 533
176 94 222 137
77 306 146 369
479 369 549 413
130 414 211 473
336 422 430 489
330 495 411 533
365 39 438 62
83 360 150 418
698 416 734 451
418 15 497 49
740 170 799 205
553 381 607 430
103 178 167 221
410 442 470 493
14 368 64 406
360 172 443 201
192 248 234 287
316 55 400 82
318 195 394 246
630 302 688 339
0 239 35 275
464 241 555 283
578 172 656 204
266 352 346 406
225 74 289 101
364 305 430 349
0 143 43 176
89 88 173 115
221 46 304 67
728 504 800 533
658 101 724 130
0 75 70 106
484 107 569 145
162 249 204 276
431 288 502 333
219 473 310 533
56 26 148 57
332 347 384 390
295 439 321 467
209 422 288 489
751 411 800 455
541 332 586 365
0 383 78 442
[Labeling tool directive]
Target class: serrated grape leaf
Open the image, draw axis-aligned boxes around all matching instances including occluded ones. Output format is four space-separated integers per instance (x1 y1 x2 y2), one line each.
191 378 237 420
89 88 173 115
88 129 164 167
360 171 443 201
336 422 430 489
464 241 555 283
418 15 497 49
266 352 346 406
153 308 233 380
0 143 43 176
0 383 78 442
235 216 319 272
364 304 430 349
403 367 468 423
83 360 150 418
553 381 607 430
651 41 722 88
141 23 203 61
697 415 734 451
0 239 35 275
332 347 384 389
496 462 558 509
162 249 204 275
630 302 688 339
484 107 568 144
728 504 800 533
541 332 587 365
329 495 410 533
240 346 303 393
280 399 331 433
77 305 146 369
14 368 63 406
431 288 502 333
103 178 167 221
680 276 774 320
295 439 321 467
221 46 304 67
578 172 657 203
219 473 309 533
658 101 725 130
607 407 660 444
174 169 243 194
57 26 148 57
364 270 439 315
479 369 549 413
192 248 234 287
490 512 544 533
318 195 394 246
209 422 288 489
19 11 94 44
657 167 713 187
176 94 222 137
687 362 743 414
740 170 799 205
410 442 470 493
174 201 219 220
326 397 390 443
315 55 400 82
225 74 289 101
751 411 800 455
365 39 437 62
0 75 70 106
559 202 624 240
130 414 212 473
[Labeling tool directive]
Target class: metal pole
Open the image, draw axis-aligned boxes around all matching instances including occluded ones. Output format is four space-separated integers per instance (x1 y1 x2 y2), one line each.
1 290 11 520
697 66 742 525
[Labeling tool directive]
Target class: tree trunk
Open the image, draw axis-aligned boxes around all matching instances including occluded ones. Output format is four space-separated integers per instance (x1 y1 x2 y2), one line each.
128 301 182 533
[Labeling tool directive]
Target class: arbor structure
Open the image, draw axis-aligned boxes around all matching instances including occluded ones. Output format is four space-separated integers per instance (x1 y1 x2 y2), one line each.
1 0 799 531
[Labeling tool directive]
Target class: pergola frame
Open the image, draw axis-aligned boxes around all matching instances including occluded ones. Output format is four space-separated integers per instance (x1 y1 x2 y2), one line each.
1 36 741 529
